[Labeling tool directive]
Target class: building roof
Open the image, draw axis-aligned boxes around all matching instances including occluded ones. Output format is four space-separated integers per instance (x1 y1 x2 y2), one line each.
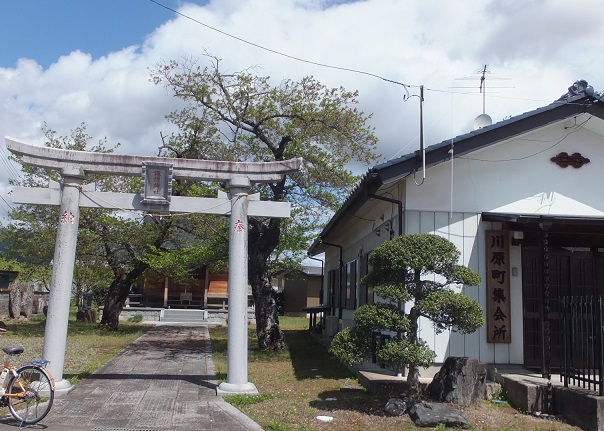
309 82 604 255
300 265 323 277
274 265 323 278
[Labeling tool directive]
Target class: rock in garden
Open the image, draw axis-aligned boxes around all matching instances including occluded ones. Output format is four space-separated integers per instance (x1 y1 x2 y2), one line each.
76 308 97 322
20 283 34 317
384 398 407 416
428 356 487 406
409 401 472 429
8 280 22 318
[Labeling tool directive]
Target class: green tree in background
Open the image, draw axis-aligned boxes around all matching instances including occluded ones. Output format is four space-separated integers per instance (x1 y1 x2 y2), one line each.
2 124 228 329
151 56 380 350
329 234 483 395
2 124 118 308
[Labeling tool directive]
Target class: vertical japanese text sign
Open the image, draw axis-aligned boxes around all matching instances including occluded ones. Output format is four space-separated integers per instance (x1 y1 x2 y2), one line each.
486 230 511 343
142 162 173 205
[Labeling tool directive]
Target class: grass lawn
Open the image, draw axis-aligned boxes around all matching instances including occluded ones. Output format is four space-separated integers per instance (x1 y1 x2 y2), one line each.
210 316 583 431
0 314 150 384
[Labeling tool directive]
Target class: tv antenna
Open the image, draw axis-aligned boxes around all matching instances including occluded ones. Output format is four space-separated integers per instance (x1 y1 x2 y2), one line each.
454 65 513 129
454 65 513 112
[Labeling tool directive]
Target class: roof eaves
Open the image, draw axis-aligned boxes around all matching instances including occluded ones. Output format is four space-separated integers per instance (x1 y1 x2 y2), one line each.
308 169 383 254
377 95 596 184
309 93 600 255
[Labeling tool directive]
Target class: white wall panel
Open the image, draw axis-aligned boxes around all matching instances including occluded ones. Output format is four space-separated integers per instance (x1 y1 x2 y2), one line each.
462 214 482 360
509 243 524 364
419 212 435 234
405 124 604 216
447 212 466 358
433 212 454 361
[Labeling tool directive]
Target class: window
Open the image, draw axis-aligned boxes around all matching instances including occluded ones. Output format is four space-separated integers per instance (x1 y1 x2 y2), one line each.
358 253 373 306
345 260 357 309
327 269 339 308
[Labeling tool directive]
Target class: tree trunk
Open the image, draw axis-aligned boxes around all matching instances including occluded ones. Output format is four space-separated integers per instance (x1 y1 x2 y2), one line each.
250 262 285 351
100 263 147 330
248 218 285 351
407 305 421 395
100 277 130 329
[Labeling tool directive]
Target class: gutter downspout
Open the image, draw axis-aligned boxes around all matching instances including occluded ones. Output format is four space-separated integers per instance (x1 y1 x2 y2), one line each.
307 255 324 306
368 194 403 237
321 241 344 319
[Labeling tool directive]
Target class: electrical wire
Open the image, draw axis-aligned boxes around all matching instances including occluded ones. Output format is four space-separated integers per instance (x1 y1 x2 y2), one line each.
148 0 415 89
459 116 592 163
0 194 14 213
148 1 604 106
0 145 22 179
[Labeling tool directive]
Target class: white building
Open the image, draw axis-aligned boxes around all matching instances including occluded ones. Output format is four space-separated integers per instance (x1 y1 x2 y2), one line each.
309 80 604 373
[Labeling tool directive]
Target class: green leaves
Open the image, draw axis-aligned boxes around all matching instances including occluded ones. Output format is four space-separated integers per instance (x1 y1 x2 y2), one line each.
151 56 382 263
330 234 483 391
417 289 484 334
328 327 369 367
354 303 409 333
368 234 461 280
372 282 412 303
377 338 436 371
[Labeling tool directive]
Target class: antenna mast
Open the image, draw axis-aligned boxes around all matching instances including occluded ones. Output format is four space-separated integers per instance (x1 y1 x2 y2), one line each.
479 64 489 114
419 85 425 180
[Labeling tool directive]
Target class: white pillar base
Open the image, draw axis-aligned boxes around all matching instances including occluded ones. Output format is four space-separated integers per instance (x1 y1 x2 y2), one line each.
53 378 75 397
216 381 259 396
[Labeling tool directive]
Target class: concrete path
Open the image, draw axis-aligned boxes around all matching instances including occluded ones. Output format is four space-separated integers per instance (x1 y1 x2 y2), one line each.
0 325 263 431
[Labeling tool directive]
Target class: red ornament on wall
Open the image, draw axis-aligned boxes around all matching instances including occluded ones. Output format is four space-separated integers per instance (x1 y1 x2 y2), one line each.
551 152 590 168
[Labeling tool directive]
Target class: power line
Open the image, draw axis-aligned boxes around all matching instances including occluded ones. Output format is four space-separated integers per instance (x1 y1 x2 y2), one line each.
0 194 13 213
0 145 22 179
147 0 415 89
459 116 591 163
148 0 580 105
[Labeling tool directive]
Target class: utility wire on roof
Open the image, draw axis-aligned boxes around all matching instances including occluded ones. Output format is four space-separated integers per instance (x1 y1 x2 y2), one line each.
459 116 591 163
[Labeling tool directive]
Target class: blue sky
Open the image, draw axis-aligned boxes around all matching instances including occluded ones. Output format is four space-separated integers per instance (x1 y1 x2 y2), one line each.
1 0 184 68
2 0 604 216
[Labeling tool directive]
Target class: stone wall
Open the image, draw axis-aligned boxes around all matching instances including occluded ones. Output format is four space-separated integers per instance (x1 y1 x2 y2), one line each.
117 307 162 322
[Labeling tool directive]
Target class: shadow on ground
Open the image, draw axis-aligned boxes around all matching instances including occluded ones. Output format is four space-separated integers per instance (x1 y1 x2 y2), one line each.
309 388 391 416
285 329 353 381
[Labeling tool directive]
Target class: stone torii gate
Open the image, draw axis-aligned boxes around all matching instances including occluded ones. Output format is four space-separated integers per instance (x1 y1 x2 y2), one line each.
5 137 302 396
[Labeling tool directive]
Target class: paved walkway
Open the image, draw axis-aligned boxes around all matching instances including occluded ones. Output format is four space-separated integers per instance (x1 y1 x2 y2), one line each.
0 325 263 431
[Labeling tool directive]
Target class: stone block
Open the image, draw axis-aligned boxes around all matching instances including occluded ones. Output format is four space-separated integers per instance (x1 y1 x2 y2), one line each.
409 401 471 428
428 356 487 406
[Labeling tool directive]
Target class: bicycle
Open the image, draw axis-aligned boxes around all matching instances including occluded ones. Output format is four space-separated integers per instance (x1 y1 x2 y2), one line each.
0 345 55 425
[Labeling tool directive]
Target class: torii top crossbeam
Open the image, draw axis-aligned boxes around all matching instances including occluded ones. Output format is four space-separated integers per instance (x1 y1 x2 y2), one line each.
6 137 302 182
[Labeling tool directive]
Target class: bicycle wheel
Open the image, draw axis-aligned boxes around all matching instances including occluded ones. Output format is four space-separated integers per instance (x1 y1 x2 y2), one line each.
6 365 54 424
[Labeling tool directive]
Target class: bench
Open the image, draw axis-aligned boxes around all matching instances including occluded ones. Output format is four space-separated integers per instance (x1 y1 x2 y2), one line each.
302 305 331 331
126 293 143 307
167 292 203 308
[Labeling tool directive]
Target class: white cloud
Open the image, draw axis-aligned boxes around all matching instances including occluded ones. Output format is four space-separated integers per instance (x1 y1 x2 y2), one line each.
1 0 604 215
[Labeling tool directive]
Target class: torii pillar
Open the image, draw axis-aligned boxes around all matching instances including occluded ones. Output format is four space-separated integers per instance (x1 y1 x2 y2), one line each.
45 169 84 392
217 176 257 394
5 137 301 396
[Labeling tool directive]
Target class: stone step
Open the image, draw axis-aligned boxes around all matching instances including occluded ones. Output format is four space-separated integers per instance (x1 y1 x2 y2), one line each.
162 309 207 323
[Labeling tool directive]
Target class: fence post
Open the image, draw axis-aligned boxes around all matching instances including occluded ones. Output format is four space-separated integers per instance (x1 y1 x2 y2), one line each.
562 296 568 388
598 296 604 396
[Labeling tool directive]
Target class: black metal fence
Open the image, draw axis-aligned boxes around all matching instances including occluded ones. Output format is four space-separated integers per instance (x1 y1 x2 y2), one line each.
560 296 604 395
